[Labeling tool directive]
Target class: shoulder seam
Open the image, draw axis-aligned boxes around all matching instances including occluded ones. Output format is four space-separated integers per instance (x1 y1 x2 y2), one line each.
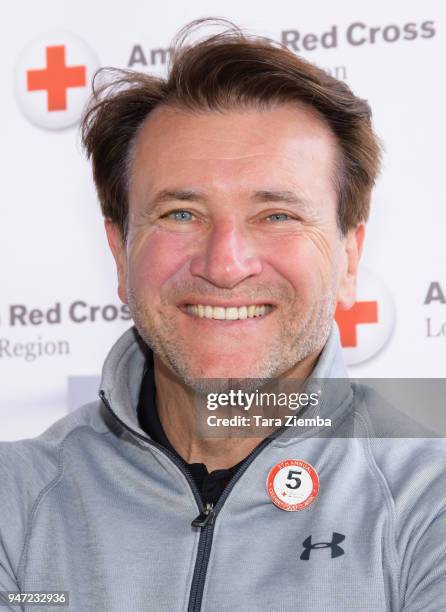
355 403 400 609
16 425 111 587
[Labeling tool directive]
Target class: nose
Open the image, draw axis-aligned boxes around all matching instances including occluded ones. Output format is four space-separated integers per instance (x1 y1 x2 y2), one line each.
189 220 262 288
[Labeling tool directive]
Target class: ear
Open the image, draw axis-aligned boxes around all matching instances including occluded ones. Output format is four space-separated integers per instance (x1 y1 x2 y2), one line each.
104 219 128 304
336 223 365 310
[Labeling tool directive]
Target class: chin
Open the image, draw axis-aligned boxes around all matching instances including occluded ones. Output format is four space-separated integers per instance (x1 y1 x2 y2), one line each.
195 354 259 377
186 358 275 387
182 374 270 397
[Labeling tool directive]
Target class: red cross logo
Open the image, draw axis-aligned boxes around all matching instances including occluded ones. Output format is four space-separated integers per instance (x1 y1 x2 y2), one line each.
335 301 378 348
27 45 86 111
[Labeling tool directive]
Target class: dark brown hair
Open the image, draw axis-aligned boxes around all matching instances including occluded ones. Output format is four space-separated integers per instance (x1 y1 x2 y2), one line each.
81 18 381 238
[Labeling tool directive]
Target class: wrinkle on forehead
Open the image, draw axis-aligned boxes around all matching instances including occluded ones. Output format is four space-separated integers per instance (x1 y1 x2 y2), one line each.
128 103 341 217
132 101 338 162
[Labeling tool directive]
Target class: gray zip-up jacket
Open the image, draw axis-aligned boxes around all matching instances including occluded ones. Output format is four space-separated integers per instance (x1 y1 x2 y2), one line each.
1 326 445 611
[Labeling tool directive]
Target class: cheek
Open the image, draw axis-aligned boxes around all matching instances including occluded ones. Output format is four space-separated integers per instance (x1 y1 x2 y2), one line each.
127 229 194 295
265 234 337 293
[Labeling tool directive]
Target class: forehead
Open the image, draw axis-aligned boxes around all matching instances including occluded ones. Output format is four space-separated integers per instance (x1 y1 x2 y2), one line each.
128 103 339 202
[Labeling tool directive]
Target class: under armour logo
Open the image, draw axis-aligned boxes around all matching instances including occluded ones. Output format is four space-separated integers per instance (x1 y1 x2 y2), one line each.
300 532 345 560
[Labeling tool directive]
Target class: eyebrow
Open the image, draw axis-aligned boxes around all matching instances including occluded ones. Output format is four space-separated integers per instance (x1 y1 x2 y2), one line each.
252 190 307 205
148 188 310 207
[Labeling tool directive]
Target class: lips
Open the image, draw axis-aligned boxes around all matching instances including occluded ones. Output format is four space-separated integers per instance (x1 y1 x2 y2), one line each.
184 304 274 320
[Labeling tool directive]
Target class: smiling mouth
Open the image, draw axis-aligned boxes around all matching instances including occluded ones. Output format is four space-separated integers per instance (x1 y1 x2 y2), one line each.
184 304 274 321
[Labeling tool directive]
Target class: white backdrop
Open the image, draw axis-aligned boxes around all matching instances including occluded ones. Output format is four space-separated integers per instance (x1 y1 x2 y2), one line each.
1 0 445 441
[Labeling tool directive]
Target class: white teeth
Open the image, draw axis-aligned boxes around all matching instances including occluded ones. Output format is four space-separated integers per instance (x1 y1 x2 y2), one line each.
213 307 226 320
256 305 266 317
226 307 239 320
186 304 272 320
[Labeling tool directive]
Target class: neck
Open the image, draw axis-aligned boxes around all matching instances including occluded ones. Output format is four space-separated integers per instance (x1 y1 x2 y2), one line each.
152 352 320 472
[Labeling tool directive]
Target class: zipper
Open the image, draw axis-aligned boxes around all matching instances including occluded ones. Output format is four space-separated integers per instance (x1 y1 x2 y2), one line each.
186 430 277 612
191 503 215 528
99 389 281 612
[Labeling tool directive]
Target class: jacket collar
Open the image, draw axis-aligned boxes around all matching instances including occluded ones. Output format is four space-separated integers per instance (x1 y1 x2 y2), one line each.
99 323 349 436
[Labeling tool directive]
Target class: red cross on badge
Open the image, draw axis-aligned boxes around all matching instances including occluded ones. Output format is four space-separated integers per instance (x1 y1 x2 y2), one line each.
27 45 86 111
335 301 378 348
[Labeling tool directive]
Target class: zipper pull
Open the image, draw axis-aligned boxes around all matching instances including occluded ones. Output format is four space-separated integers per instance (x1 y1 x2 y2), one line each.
191 503 215 528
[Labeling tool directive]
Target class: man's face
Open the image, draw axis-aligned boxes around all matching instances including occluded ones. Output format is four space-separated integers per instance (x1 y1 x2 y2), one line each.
106 103 363 387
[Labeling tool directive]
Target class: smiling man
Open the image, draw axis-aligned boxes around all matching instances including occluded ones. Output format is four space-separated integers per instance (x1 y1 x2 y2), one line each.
104 100 363 470
114 103 350 384
1 18 445 612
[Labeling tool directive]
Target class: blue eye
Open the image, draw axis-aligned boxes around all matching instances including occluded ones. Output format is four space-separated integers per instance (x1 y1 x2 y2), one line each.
168 210 194 221
266 213 290 222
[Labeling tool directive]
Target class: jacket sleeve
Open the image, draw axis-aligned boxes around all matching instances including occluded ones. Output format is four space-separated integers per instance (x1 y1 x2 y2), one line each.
0 443 36 612
402 509 446 611
368 433 446 612
0 485 24 611
0 561 21 611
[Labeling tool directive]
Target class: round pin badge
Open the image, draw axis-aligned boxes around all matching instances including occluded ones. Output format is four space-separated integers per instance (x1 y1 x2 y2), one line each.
267 459 319 511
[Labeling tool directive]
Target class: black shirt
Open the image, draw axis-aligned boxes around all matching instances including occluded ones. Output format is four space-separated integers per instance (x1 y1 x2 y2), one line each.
137 360 245 506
